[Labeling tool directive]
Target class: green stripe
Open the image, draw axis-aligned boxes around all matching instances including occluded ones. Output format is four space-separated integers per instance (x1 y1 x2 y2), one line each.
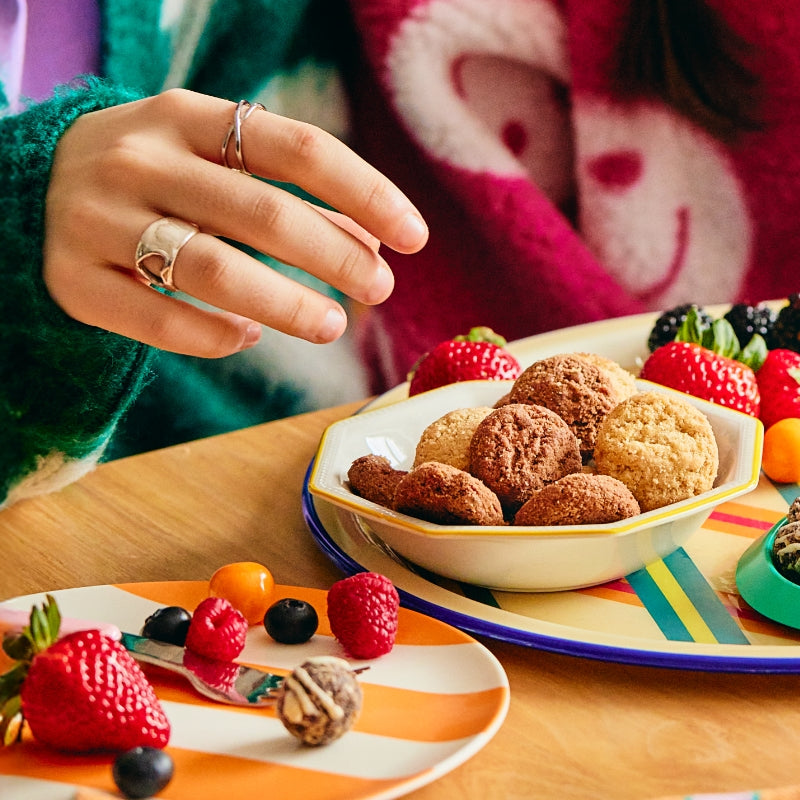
775 482 800 508
626 549 749 645
663 549 749 645
626 562 693 641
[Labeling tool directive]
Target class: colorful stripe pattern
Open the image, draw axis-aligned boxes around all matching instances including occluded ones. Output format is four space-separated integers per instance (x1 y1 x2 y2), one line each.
423 476 799 648
625 548 750 645
0 582 509 800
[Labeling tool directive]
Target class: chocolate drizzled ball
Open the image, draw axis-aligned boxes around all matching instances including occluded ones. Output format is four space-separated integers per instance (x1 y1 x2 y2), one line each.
772 520 800 584
787 495 800 524
276 656 363 746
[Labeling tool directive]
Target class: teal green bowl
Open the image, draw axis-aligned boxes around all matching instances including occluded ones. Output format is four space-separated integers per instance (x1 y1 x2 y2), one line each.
736 518 800 628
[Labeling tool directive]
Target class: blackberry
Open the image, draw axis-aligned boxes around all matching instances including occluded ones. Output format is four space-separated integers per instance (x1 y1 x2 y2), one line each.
771 293 800 352
647 303 712 352
723 302 777 349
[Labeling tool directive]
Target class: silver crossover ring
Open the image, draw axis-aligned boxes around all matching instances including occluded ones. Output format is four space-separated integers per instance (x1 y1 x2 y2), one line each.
221 99 265 176
134 217 199 291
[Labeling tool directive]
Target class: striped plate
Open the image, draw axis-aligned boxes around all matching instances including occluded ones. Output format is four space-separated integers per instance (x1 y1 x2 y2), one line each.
303 309 800 673
0 582 509 800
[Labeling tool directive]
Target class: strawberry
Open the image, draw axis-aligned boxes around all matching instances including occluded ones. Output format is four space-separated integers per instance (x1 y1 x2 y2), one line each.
0 596 170 752
757 348 800 429
639 308 764 417
185 596 247 661
327 572 399 660
408 327 521 396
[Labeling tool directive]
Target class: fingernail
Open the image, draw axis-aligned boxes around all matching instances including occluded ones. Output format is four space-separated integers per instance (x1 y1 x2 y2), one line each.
240 322 262 350
365 263 394 304
396 213 428 251
318 306 347 342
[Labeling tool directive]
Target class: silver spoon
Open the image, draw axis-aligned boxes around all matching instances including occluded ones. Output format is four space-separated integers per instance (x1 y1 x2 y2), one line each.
121 633 283 707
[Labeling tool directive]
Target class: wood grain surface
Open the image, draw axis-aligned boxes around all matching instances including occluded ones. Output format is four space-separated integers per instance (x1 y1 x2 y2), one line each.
2 401 797 800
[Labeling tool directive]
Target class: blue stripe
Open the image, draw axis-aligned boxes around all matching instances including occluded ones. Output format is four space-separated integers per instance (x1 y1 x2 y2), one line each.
774 482 800 509
626 562 694 642
663 549 750 645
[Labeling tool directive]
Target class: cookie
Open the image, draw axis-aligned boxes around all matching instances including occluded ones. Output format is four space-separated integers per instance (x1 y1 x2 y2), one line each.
347 455 406 509
575 352 638 402
513 472 640 526
594 391 719 512
413 406 494 472
469 403 581 512
393 461 505 525
509 354 617 456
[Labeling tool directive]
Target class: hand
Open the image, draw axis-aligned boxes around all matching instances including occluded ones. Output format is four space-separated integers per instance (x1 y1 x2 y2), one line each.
42 89 428 357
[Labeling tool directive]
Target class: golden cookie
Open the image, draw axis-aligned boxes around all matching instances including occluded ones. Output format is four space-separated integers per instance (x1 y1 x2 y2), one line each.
594 391 719 512
413 406 494 472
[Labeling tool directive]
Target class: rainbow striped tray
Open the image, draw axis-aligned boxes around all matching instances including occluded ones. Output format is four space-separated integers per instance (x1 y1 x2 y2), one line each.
303 312 800 673
0 582 509 800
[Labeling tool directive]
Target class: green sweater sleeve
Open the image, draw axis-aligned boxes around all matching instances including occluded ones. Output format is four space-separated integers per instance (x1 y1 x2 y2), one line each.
0 80 155 507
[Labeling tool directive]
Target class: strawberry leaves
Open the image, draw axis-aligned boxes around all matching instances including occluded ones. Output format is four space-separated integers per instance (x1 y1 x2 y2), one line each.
675 307 768 370
1 595 61 746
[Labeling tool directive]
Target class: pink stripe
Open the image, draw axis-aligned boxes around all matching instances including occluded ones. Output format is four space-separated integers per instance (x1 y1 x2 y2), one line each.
707 509 775 530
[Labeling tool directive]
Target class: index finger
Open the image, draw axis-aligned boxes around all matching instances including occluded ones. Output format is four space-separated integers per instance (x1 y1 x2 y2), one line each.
174 91 429 254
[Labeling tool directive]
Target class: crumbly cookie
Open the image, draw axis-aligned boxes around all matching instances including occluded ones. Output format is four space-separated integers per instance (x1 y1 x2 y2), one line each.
347 455 407 509
594 391 719 512
493 392 513 408
509 354 617 456
469 403 581 512
393 461 505 525
574 352 638 402
413 406 494 472
513 472 640 526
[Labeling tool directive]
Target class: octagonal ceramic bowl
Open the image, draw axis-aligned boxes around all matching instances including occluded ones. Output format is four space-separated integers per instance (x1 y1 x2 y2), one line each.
308 380 763 592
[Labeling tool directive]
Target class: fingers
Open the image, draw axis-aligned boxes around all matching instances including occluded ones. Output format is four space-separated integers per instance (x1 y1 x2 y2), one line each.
56 265 265 358
166 90 429 254
41 89 427 356
125 154 395 307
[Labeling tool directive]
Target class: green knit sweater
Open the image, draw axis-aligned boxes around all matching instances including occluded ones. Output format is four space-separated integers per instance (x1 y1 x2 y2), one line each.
0 0 355 507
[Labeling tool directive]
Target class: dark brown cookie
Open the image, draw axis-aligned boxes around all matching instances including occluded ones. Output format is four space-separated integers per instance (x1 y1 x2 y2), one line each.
468 403 581 512
393 461 505 526
509 354 617 457
413 406 493 472
347 455 406 509
514 472 640 526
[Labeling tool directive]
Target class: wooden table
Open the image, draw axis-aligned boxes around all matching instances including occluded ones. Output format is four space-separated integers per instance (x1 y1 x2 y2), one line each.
2 402 799 800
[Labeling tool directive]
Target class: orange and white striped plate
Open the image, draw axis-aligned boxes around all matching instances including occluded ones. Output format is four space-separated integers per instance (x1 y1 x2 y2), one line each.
0 581 509 800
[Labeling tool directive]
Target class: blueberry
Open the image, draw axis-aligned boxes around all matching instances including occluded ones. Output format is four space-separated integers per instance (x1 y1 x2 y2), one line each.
141 606 192 646
264 598 319 644
112 746 174 799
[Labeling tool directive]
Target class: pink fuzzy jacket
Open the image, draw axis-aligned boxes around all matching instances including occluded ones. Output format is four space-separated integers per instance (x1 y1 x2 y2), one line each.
347 0 800 392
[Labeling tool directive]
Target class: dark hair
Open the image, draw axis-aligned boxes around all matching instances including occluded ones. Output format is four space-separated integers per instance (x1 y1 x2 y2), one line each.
614 0 763 142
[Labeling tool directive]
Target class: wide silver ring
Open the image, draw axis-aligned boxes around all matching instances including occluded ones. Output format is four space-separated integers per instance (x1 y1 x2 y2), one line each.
134 217 199 291
221 99 265 176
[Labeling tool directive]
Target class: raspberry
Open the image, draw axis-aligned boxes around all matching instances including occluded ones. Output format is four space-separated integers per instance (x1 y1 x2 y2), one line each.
185 597 248 661
327 572 399 659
